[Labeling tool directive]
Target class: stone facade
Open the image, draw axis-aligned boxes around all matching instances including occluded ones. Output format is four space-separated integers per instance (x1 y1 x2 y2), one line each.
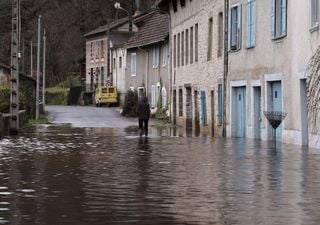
227 0 320 148
164 0 224 136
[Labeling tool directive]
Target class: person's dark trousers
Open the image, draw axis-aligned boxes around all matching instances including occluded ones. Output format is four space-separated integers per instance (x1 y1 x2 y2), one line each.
139 119 149 136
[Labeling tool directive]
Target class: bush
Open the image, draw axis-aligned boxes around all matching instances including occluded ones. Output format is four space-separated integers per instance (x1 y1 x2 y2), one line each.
0 85 28 113
46 87 69 105
121 89 138 117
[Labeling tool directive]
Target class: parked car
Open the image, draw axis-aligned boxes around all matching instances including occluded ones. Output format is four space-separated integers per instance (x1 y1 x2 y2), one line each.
95 86 118 107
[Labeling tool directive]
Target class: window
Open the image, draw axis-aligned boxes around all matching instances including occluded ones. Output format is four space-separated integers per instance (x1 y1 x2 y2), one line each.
173 0 178 12
138 87 145 99
151 85 156 108
178 33 180 67
195 23 199 62
119 57 122 68
113 58 116 70
208 17 213 61
218 12 223 57
247 0 256 48
180 0 186 7
217 84 223 125
271 0 287 39
181 31 184 66
162 44 168 66
179 89 183 116
153 46 159 68
174 35 177 68
185 29 189 65
131 53 136 76
190 26 194 64
311 0 319 29
229 5 242 51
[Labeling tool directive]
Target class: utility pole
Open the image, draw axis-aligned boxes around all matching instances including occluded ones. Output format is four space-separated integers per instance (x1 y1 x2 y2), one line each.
10 0 20 134
30 40 33 77
36 15 41 120
42 29 46 111
223 0 229 137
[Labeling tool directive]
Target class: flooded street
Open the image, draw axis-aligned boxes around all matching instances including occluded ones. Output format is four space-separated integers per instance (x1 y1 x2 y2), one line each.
1 107 320 224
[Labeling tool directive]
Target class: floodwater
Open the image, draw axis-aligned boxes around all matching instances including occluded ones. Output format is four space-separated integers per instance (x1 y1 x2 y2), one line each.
0 125 320 225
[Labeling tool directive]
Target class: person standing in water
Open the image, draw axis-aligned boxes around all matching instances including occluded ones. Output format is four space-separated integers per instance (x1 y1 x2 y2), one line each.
137 96 151 137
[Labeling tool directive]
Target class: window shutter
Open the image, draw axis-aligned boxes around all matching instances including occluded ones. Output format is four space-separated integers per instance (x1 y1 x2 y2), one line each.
252 1 256 45
237 5 242 49
281 0 287 36
228 8 231 51
151 85 156 108
271 0 275 38
246 1 251 47
201 91 207 125
218 84 223 125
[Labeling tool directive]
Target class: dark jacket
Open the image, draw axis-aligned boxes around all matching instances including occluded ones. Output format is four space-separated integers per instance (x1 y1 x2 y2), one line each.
137 97 151 120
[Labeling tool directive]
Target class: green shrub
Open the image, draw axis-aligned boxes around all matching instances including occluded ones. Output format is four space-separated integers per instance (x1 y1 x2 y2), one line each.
121 89 138 117
58 75 81 88
0 85 28 113
46 87 69 105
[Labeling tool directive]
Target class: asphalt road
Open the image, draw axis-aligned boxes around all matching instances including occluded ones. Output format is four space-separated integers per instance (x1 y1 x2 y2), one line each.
47 105 139 128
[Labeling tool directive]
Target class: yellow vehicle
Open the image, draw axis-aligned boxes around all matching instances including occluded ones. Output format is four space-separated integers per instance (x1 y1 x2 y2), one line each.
95 86 118 107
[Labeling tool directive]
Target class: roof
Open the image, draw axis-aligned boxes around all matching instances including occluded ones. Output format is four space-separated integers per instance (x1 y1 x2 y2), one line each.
125 11 169 49
84 17 129 38
84 12 150 38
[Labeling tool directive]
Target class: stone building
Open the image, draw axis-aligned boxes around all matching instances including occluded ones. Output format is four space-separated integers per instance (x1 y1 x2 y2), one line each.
226 0 320 148
125 11 170 111
84 18 137 98
157 0 225 136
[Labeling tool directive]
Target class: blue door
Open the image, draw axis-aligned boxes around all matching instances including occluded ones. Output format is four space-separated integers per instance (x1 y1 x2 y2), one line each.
201 91 207 125
235 87 246 137
253 87 262 139
271 81 282 140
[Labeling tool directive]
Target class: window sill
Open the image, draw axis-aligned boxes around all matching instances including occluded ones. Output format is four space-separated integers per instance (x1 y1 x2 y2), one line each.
310 25 319 33
153 66 159 69
246 45 255 50
272 34 287 41
229 48 241 53
131 74 136 77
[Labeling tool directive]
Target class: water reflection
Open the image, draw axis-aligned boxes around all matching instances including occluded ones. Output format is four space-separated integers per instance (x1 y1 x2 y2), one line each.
0 125 320 225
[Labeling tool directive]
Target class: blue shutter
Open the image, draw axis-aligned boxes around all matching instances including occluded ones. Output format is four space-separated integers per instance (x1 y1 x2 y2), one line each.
228 8 231 50
252 1 256 45
271 0 275 38
201 91 207 125
246 2 251 47
281 0 287 36
217 84 223 125
237 5 242 49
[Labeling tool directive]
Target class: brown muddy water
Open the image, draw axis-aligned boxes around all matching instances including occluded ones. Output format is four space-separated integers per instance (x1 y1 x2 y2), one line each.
0 125 320 225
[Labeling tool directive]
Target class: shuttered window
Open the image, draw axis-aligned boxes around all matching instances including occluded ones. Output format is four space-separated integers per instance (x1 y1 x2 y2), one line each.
153 46 159 68
271 0 287 39
131 53 136 76
311 0 319 28
229 5 242 51
247 0 256 48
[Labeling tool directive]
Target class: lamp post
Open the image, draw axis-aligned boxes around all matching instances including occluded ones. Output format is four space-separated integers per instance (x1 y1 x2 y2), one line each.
114 2 132 34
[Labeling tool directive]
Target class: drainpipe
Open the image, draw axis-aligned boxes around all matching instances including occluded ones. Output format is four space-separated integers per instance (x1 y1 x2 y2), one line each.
223 0 229 137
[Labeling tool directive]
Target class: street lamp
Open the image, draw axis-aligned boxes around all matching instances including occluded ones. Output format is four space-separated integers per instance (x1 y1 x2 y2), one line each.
114 2 132 34
114 2 129 15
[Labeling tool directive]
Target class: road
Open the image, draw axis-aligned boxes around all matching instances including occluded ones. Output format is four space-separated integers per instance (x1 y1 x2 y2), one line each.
47 105 139 128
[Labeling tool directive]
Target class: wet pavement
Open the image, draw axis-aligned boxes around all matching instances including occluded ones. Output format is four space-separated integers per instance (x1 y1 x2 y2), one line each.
0 106 320 225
